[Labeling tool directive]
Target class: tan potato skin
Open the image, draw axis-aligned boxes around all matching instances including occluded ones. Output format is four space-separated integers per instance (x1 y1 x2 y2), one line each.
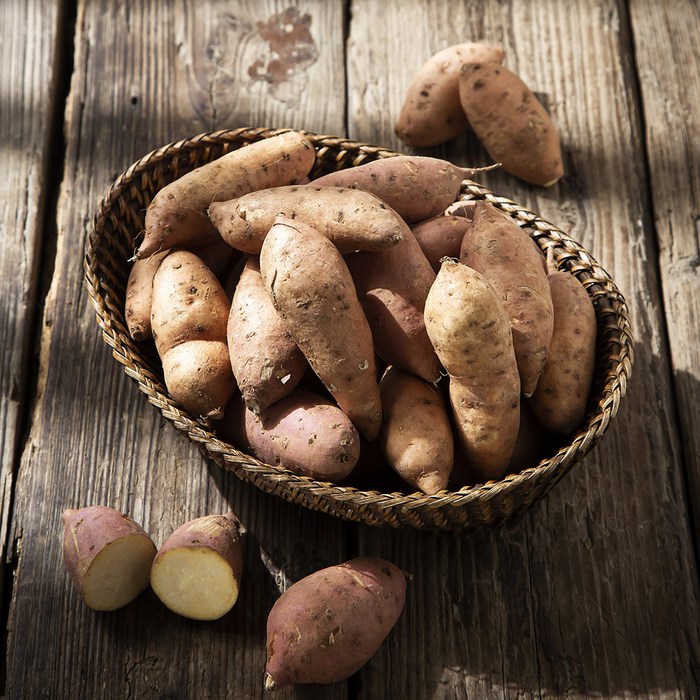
61 506 156 607
411 215 472 272
311 156 467 224
346 220 441 383
208 185 404 254
138 131 315 258
220 390 360 482
260 216 382 440
529 270 597 434
460 202 553 397
151 251 235 419
396 42 505 147
265 557 407 689
424 259 520 480
228 257 307 414
379 367 454 494
459 62 563 186
125 250 169 341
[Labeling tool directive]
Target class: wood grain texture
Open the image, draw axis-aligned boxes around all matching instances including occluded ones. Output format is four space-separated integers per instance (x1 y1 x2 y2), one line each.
5 1 348 698
629 0 700 549
346 0 700 696
0 0 61 590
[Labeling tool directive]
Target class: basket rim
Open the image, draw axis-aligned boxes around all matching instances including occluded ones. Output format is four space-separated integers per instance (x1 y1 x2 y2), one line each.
84 126 634 530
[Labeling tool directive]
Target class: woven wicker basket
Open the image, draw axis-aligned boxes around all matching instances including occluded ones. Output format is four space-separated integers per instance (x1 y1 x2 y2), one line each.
84 126 633 532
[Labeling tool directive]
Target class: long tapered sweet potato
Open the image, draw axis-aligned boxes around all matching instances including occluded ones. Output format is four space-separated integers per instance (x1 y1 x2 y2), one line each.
424 259 520 480
395 42 505 147
228 256 307 414
208 185 404 254
259 216 382 440
264 557 407 689
62 506 156 611
411 214 472 272
150 513 243 621
138 131 315 257
460 202 553 397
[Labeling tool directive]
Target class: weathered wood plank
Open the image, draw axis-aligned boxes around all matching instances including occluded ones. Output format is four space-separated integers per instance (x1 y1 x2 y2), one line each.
0 0 62 575
5 1 348 698
346 0 700 696
629 0 700 550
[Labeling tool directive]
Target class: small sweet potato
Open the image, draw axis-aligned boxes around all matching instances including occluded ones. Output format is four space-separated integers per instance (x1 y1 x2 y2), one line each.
208 185 404 254
311 156 467 224
125 250 168 341
260 216 382 440
151 250 235 419
62 506 156 611
460 202 553 397
220 390 360 482
346 221 441 383
411 214 472 272
264 557 407 689
150 513 243 621
396 42 505 147
529 268 597 434
424 259 520 480
379 367 454 494
459 62 563 186
138 131 315 257
228 257 307 414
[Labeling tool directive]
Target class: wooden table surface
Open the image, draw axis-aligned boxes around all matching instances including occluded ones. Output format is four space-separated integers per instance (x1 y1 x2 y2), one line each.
2 0 699 698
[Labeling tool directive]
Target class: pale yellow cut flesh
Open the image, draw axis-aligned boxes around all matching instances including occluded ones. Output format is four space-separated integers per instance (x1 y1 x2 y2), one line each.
150 547 239 621
82 534 156 611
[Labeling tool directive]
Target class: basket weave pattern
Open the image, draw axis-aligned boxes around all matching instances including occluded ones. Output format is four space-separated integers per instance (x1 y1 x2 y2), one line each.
84 127 634 531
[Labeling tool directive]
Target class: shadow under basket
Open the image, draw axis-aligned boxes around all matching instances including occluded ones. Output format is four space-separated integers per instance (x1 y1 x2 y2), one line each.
84 126 634 532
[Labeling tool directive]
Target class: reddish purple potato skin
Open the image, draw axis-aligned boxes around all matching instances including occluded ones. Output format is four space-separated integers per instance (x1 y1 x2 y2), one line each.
265 557 407 689
411 215 472 272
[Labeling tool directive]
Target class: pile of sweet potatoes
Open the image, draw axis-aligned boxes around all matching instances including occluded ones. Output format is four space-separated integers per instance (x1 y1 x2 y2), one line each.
123 130 597 496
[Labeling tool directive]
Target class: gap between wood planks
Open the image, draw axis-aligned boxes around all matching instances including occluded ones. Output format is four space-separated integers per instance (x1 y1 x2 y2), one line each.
0 0 78 694
618 0 700 581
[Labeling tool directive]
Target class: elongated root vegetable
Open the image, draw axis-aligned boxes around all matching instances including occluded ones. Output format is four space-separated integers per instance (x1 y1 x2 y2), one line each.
424 259 520 479
150 513 243 621
380 367 454 494
138 131 315 257
347 221 441 382
411 214 472 272
459 62 563 186
221 390 360 481
228 257 307 414
460 202 553 397
395 42 505 147
62 506 156 611
265 558 407 689
208 185 404 254
260 215 382 440
151 250 235 419
529 267 597 433
311 156 468 224
125 250 169 341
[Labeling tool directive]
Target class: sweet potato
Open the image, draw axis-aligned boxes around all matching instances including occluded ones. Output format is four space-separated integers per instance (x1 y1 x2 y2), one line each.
228 257 307 414
208 185 404 254
138 131 315 258
424 259 520 480
150 513 243 621
459 62 563 186
151 250 235 420
311 156 467 224
62 506 156 611
125 250 168 341
460 202 553 397
346 221 441 383
220 390 360 482
411 214 472 272
529 268 597 434
379 367 454 494
264 557 407 689
395 42 505 147
259 216 382 440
